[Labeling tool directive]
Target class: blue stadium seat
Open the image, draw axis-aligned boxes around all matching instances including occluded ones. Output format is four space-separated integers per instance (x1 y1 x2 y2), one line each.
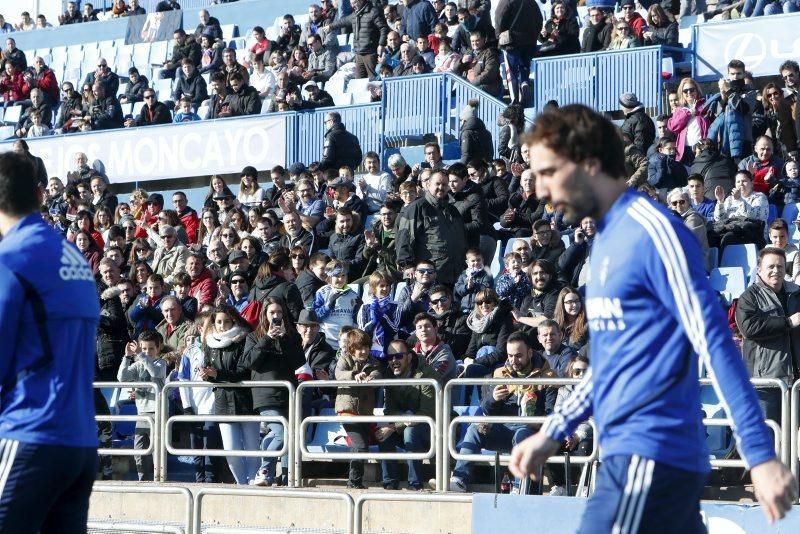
332 92 353 106
781 202 799 223
352 91 372 104
149 41 169 66
305 407 350 454
719 244 758 282
346 78 369 94
768 204 778 225
708 267 746 304
504 237 518 257
221 24 238 41
708 247 719 271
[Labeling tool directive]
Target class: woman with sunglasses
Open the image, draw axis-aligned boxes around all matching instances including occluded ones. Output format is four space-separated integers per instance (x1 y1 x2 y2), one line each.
114 202 132 224
760 83 798 159
553 287 588 352
219 225 241 250
667 77 709 165
462 288 514 378
548 355 592 497
128 238 154 269
289 245 309 275
605 20 638 50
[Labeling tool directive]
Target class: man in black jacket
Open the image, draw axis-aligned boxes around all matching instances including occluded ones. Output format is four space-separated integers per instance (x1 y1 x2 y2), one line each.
580 7 612 53
494 0 541 105
83 58 120 98
226 73 261 117
448 162 487 249
328 208 367 281
15 89 51 138
161 28 201 79
119 67 149 105
303 83 334 109
319 112 363 171
84 83 124 130
297 309 336 380
326 0 390 79
620 92 656 154
172 59 209 111
126 89 171 127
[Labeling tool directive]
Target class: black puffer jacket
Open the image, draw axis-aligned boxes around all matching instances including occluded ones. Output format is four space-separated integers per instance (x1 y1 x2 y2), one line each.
241 331 305 411
690 148 737 200
581 18 612 52
172 70 209 108
494 0 542 48
96 290 130 381
465 299 514 363
450 180 487 248
227 85 261 117
123 75 149 103
520 278 563 319
320 123 363 171
249 275 304 322
206 332 252 416
134 101 172 127
460 116 494 164
296 270 326 307
621 107 656 154
327 0 389 55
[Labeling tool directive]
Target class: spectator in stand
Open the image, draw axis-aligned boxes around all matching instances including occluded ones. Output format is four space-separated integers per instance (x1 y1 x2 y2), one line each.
554 287 589 352
186 253 218 309
537 319 576 377
15 88 51 138
194 9 222 43
667 188 710 272
531 219 565 265
450 331 554 492
459 99 494 163
687 174 716 221
668 77 709 165
392 43 417 76
241 297 305 487
0 61 29 105
171 58 208 112
457 31 501 97
275 15 303 53
173 97 201 122
119 67 149 105
303 34 336 84
415 35 436 68
80 3 98 22
713 170 769 250
377 338 436 491
170 191 199 246
296 253 329 306
14 12 34 32
248 26 271 63
581 7 612 52
162 29 201 80
401 0 438 40
59 2 82 25
1 37 26 71
606 20 638 50
433 37 461 73
319 112 363 172
500 169 538 237
356 152 392 213
222 73 260 117
619 92 655 155
111 0 128 18
326 0 389 80
648 136 688 193
199 34 223 75
738 136 784 195
735 248 800 425
449 166 488 252
313 260 361 349
618 0 646 42
356 270 404 359
495 251 532 310
152 225 188 285
25 110 50 137
156 0 181 12
83 58 119 98
301 4 335 50
384 3 402 31
82 82 124 130
690 138 736 199
206 72 230 119
0 14 11 34
761 83 798 159
125 0 146 16
708 59 757 162
91 176 118 213
643 4 678 47
538 1 579 57
250 53 276 99
494 0 541 104
24 57 58 105
221 48 249 87
125 89 171 127
462 287 513 377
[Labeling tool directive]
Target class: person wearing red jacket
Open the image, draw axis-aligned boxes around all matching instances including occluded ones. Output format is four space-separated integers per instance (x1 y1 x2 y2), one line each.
186 253 218 309
135 193 163 239
172 191 200 245
0 62 31 104
24 57 59 105
619 0 647 43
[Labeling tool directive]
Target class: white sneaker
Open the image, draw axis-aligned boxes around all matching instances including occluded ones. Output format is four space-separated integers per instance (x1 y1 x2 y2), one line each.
549 485 565 497
449 476 467 493
252 469 272 487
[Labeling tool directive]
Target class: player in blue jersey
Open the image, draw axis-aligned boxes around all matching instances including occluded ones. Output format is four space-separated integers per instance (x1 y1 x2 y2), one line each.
508 106 797 532
0 152 100 533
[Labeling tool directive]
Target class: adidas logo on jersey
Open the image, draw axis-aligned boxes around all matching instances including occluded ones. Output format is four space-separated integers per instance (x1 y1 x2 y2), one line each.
59 242 95 282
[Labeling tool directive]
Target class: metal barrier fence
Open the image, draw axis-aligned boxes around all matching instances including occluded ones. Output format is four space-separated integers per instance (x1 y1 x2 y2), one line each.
160 380 294 483
91 484 193 534
530 46 664 114
704 419 782 468
193 487 354 534
293 379 442 489
353 493 472 534
94 381 161 479
792 380 800 479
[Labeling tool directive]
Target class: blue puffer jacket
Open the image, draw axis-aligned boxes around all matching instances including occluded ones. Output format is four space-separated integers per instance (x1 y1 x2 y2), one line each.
399 0 437 40
647 152 688 191
706 90 757 158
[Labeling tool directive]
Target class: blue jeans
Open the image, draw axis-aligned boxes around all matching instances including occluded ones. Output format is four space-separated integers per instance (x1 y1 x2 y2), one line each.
741 0 793 15
259 408 288 479
452 422 534 483
378 424 430 488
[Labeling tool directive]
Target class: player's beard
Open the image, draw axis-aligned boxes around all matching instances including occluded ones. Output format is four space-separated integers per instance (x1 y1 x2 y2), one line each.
557 172 599 227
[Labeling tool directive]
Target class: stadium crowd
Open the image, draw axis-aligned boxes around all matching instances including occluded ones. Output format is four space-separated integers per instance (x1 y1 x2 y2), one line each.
2 0 800 497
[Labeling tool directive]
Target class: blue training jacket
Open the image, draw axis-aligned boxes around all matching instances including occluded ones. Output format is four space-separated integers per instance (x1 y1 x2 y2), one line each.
0 214 100 448
541 189 775 473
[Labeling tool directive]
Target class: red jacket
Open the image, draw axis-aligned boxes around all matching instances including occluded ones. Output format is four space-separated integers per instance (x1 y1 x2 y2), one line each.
626 13 647 43
134 210 160 239
0 71 30 102
189 268 217 307
179 208 200 245
32 68 59 105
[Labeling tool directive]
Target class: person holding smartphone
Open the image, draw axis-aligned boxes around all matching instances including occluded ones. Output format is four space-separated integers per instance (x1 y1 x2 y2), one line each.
241 297 306 486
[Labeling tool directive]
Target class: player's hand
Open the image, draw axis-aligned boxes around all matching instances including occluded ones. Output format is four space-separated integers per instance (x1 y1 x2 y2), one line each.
508 431 561 480
750 458 797 524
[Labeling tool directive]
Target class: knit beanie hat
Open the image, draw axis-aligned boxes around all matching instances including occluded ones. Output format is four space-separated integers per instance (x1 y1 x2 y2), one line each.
460 99 479 121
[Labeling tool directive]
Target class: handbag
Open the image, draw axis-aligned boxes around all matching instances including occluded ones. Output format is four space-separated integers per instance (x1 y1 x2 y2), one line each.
498 0 527 48
240 299 262 329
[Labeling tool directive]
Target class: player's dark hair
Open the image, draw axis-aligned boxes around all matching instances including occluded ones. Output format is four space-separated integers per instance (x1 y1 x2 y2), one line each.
527 104 626 180
0 152 40 216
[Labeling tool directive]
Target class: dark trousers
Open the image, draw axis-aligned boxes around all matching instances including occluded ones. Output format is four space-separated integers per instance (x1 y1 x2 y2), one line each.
355 54 378 80
94 388 113 479
343 423 370 486
189 421 224 483
0 440 97 534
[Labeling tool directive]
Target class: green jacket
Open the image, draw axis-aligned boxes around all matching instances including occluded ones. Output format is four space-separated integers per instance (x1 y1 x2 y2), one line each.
384 363 438 431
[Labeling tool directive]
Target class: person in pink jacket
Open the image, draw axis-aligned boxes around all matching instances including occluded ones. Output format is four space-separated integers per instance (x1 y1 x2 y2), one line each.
668 77 710 165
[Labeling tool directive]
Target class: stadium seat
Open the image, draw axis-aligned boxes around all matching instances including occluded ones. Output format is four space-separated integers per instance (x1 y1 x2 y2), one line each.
51 45 67 66
121 103 134 117
332 92 353 106
708 267 746 304
561 234 571 248
150 40 169 65
708 247 719 271
230 37 247 51
154 78 173 100
781 202 799 223
767 204 778 225
221 24 238 41
3 106 22 126
305 407 349 454
0 126 14 139
132 101 145 117
260 97 273 114
352 91 372 104
132 42 151 68
719 243 758 281
118 82 128 96
197 98 211 119
504 237 518 257
63 67 81 87
346 78 369 93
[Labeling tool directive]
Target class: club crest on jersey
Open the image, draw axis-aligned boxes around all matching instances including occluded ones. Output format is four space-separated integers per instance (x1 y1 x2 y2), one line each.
586 297 626 331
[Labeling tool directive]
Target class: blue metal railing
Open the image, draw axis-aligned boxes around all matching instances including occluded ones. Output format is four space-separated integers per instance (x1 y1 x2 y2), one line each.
531 46 665 114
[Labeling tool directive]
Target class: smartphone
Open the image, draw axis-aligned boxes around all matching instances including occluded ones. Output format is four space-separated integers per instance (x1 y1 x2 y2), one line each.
272 317 283 327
